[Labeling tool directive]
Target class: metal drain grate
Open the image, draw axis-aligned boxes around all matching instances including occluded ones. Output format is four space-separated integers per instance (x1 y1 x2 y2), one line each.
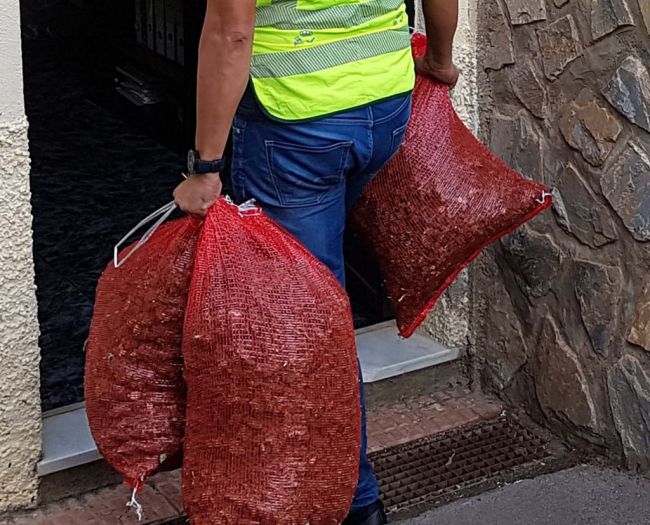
371 416 549 512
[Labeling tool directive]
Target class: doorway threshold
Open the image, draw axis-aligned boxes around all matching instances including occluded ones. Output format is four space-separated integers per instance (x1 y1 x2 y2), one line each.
38 402 101 476
356 321 459 383
38 322 459 477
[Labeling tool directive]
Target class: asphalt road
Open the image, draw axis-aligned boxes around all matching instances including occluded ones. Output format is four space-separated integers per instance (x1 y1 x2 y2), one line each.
394 465 650 525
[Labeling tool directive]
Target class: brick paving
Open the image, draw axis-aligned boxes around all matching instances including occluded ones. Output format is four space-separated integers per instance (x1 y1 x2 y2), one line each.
366 386 503 454
6 389 502 525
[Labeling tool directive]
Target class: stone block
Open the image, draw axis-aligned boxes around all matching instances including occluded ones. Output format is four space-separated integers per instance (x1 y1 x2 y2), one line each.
481 256 528 390
601 143 650 241
536 316 598 429
500 227 562 298
510 61 549 118
628 281 650 352
490 110 545 182
554 165 618 247
591 0 634 40
551 186 571 230
574 260 623 357
608 355 650 471
504 0 547 25
603 55 650 132
559 88 622 166
641 0 650 32
484 1 515 71
537 15 583 80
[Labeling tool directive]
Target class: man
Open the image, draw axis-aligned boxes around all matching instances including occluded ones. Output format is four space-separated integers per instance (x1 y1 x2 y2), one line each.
174 1 458 523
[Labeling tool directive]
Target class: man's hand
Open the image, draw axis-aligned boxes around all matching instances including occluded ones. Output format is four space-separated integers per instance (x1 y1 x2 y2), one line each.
415 54 460 88
173 173 222 217
420 0 459 87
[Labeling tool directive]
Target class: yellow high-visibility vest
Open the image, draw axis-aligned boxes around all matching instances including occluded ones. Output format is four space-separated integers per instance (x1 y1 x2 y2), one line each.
252 0 415 121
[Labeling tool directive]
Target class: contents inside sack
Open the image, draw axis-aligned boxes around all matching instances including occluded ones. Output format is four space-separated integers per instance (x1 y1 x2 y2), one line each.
181 197 361 525
85 216 201 494
350 33 552 337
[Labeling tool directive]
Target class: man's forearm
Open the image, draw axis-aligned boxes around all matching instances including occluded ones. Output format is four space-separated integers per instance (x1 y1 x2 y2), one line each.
420 0 458 67
194 0 256 161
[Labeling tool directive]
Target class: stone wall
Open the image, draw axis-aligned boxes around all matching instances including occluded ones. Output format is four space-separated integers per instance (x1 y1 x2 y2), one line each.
473 0 650 471
0 0 42 512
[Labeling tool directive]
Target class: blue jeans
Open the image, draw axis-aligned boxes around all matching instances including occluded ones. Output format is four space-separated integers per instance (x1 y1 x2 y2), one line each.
231 88 413 510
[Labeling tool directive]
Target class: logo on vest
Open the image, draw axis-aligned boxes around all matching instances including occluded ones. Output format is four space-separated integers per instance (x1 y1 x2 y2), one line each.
294 30 316 46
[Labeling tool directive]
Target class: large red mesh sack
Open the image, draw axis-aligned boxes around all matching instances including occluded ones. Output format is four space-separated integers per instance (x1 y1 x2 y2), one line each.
182 197 361 525
85 216 201 488
350 34 552 338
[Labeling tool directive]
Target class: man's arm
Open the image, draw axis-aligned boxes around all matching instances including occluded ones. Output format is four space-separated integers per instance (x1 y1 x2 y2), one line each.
416 0 459 86
174 0 256 216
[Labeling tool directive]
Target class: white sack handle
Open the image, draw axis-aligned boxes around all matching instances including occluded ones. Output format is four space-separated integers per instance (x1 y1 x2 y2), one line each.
113 200 177 269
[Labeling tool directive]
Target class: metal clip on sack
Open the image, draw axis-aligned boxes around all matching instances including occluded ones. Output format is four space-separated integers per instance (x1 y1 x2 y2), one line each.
225 195 261 217
113 200 177 269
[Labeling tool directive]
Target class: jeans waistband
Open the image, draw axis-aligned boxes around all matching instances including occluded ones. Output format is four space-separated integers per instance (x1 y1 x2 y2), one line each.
237 83 412 126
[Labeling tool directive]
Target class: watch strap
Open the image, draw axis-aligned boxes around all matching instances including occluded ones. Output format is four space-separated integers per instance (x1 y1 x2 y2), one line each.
194 157 225 174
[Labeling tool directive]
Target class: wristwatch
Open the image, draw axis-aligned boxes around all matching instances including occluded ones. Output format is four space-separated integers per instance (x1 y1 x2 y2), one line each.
187 149 226 175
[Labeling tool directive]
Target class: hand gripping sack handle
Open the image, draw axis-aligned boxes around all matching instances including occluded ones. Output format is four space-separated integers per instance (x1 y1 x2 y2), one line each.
349 33 552 338
182 197 361 525
85 201 202 521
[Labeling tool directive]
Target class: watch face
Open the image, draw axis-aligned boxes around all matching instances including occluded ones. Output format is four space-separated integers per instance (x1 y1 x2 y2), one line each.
187 149 196 173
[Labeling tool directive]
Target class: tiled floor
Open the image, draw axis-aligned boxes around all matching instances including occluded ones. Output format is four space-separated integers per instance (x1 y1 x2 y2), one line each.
6 389 502 525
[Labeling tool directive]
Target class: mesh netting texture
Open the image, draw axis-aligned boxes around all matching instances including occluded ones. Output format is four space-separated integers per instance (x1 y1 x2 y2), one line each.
350 34 552 338
85 217 201 485
182 198 361 525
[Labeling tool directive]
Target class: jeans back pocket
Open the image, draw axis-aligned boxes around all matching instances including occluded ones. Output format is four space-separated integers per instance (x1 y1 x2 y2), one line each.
266 140 352 207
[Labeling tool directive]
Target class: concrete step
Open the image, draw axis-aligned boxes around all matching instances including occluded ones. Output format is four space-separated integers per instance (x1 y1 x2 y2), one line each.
356 321 460 385
358 322 467 409
37 321 462 479
7 388 502 525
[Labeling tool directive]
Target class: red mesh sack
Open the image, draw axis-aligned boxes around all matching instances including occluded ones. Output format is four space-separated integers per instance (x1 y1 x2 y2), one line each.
85 215 201 491
350 34 552 338
182 197 360 525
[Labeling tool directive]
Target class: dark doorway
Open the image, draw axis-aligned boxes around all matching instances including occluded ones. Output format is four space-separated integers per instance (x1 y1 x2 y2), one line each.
23 0 414 411
21 0 201 411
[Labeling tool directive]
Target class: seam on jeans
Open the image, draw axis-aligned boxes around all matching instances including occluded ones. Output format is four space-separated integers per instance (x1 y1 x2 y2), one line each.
336 142 353 186
313 114 372 125
390 121 409 151
373 93 412 125
231 119 249 201
358 124 374 176
264 139 285 206
265 139 354 153
232 112 248 131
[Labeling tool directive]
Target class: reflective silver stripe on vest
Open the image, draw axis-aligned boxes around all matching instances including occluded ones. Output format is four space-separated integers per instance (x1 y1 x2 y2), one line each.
251 26 410 78
255 0 405 29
